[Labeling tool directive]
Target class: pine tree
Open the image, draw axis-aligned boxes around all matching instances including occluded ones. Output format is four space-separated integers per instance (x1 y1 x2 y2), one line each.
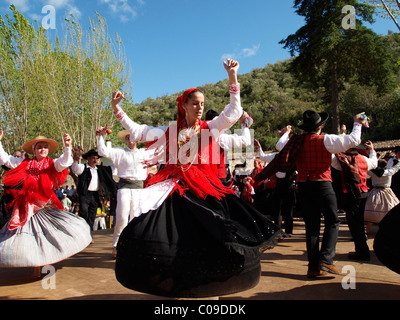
280 0 396 133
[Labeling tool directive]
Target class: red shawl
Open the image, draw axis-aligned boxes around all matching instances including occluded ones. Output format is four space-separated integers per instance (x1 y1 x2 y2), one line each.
2 157 69 230
145 120 235 200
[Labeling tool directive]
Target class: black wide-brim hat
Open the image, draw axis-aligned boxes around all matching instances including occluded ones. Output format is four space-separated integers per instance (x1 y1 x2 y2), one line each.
297 110 329 130
82 149 102 160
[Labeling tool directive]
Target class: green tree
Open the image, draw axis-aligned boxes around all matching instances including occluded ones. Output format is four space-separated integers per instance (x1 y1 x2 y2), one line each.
280 0 396 133
0 6 131 155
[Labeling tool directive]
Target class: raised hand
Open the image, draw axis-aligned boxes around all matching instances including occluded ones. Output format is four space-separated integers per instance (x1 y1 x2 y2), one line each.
223 58 239 85
64 133 72 148
112 91 125 111
223 58 239 74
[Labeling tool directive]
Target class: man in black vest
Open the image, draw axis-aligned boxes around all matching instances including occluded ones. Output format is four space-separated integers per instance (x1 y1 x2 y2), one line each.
71 149 117 231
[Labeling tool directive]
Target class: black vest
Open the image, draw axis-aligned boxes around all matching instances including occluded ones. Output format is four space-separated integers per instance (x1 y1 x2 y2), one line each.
76 164 118 214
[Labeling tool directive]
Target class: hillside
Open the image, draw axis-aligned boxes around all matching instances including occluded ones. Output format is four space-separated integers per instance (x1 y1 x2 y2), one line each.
121 34 400 151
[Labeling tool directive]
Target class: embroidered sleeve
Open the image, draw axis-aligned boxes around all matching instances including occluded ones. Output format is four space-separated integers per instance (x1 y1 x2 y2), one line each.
229 83 240 95
114 109 126 121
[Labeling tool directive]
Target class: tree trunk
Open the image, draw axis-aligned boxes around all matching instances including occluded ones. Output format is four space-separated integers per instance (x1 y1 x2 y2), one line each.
331 64 340 134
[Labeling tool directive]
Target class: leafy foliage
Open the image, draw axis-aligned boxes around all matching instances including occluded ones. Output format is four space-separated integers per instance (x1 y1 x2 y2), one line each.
0 6 131 155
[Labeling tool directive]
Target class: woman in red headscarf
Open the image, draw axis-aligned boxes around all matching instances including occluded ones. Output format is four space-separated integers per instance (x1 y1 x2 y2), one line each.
112 59 281 298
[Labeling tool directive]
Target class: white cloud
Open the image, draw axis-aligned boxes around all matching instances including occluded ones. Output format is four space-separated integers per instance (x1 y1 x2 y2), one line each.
99 0 143 22
221 44 261 61
43 0 81 18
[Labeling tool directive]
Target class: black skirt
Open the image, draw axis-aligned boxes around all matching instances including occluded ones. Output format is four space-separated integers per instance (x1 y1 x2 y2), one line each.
115 191 281 298
374 203 400 274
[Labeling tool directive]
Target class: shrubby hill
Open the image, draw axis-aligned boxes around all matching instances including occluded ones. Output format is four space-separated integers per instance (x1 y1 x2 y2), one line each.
123 33 400 151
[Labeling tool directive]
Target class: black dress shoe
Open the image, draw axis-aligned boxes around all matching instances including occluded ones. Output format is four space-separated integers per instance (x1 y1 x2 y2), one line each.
347 252 370 261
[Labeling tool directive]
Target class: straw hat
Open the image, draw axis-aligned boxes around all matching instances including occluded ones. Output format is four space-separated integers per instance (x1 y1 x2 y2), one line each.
22 136 59 155
117 130 130 142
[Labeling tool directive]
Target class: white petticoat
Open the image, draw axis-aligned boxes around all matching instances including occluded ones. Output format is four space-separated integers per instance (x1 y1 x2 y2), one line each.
364 187 400 224
131 179 176 218
0 207 92 267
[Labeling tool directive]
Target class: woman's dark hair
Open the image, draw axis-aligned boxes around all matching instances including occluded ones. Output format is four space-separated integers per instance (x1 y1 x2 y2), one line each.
185 89 204 103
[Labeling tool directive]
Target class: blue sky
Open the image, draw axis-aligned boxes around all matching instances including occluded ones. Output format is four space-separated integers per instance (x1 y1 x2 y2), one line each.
0 0 397 103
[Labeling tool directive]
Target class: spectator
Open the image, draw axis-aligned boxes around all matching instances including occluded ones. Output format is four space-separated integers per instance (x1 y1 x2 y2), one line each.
61 193 72 211
71 149 117 232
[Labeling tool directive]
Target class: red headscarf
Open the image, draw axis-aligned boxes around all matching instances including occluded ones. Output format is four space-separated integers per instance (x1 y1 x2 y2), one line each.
176 88 202 128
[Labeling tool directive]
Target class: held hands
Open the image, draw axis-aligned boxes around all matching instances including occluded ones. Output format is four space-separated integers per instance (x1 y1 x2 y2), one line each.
96 125 112 136
239 111 249 124
354 112 370 128
364 140 374 151
72 146 85 161
254 139 262 151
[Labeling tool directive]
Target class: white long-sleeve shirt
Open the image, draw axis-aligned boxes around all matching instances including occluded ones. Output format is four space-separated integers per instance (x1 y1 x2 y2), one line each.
116 90 243 144
0 142 73 172
219 124 251 151
278 123 363 155
368 162 400 188
97 136 154 181
387 156 400 169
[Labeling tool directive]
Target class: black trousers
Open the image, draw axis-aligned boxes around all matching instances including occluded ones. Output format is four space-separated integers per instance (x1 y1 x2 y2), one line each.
271 178 295 234
342 192 370 258
297 181 340 271
78 191 101 230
